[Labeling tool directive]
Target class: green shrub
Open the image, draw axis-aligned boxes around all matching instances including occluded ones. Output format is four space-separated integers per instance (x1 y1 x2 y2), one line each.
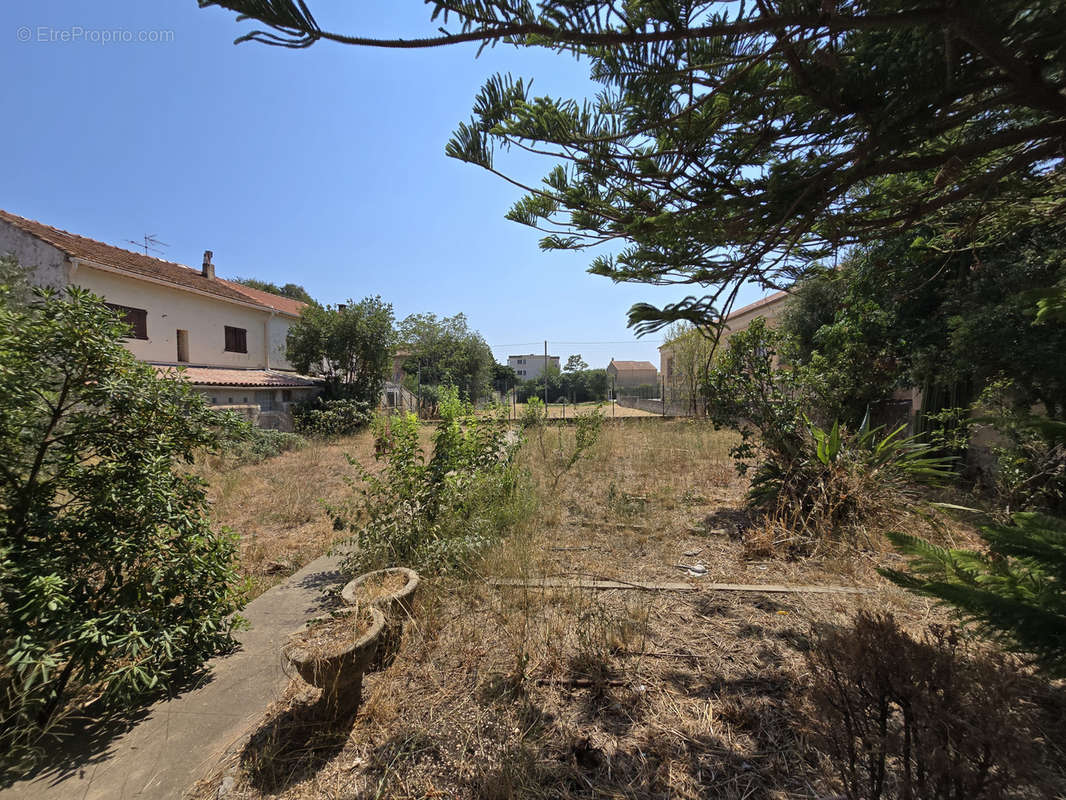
0 286 245 779
333 386 524 574
292 397 374 437
748 418 952 547
216 418 304 464
705 321 950 546
806 612 1053 800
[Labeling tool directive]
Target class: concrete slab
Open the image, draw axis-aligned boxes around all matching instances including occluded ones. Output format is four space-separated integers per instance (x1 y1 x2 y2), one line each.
2 551 348 800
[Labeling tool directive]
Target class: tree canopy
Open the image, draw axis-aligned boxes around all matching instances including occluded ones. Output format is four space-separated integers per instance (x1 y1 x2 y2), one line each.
286 296 395 404
204 0 1066 334
399 312 495 401
783 218 1066 421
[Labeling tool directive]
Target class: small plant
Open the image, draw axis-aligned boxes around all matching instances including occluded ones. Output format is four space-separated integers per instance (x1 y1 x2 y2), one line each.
524 402 605 489
333 386 524 574
806 612 1049 800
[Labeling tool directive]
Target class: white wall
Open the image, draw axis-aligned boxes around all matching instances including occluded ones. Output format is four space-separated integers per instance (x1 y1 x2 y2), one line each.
507 354 560 381
3 221 299 370
0 224 71 289
267 314 294 370
73 266 299 369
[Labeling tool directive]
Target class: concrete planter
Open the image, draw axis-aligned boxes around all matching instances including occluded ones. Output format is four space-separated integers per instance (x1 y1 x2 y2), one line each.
341 567 420 670
341 567 420 621
283 605 385 715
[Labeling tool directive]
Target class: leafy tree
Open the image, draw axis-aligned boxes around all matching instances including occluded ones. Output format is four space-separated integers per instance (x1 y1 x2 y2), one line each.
399 312 494 402
206 0 1066 333
662 323 716 415
563 354 588 373
286 296 395 404
0 284 244 774
785 220 1066 421
233 276 314 304
882 513 1066 678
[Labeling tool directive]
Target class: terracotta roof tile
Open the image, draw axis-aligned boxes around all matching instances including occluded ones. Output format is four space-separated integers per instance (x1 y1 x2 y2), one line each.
154 365 320 388
219 279 306 318
609 360 658 370
0 209 305 317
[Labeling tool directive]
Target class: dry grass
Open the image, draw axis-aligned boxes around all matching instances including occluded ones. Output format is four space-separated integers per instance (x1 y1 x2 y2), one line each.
195 435 374 598
188 420 1060 800
196 427 443 599
511 402 660 419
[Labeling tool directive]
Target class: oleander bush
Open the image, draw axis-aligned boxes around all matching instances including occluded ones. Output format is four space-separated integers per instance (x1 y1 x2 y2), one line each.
0 285 245 781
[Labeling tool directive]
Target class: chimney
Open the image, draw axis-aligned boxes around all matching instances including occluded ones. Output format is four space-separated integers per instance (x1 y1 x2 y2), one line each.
337 303 347 312
201 250 215 280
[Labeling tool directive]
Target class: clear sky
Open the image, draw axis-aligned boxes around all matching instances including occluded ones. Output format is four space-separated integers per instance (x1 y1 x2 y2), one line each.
2 1 769 370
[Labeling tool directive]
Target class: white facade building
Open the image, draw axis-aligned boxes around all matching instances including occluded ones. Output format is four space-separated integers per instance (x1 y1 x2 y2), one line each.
507 353 560 381
0 209 319 427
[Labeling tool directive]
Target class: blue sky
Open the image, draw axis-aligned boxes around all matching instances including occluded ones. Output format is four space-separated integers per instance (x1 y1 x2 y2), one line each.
2 1 769 370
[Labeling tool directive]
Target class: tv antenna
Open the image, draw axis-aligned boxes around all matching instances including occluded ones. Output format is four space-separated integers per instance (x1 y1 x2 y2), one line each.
127 233 169 257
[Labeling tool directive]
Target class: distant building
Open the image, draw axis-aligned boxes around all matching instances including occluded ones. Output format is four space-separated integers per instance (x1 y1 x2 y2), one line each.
0 208 319 429
607 359 658 389
659 291 789 413
508 353 560 381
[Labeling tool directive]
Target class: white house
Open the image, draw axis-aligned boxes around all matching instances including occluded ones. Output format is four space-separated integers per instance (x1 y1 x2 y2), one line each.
507 353 560 381
0 209 319 427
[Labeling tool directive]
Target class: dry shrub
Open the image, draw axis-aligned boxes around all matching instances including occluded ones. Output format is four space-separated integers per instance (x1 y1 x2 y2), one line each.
805 611 1058 800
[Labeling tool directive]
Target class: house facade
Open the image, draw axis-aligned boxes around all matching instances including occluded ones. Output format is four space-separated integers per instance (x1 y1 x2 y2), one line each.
0 209 319 428
660 291 790 413
507 353 560 381
606 359 658 391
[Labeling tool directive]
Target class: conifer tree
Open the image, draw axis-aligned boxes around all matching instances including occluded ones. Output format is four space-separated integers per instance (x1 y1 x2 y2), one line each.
202 1 1066 333
881 513 1066 677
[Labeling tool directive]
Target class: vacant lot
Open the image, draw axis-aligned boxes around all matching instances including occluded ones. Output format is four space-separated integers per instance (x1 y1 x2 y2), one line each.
511 401 658 419
195 434 376 598
192 420 1064 799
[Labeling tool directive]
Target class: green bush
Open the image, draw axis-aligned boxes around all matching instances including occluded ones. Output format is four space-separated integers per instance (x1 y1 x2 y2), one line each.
333 386 524 574
0 286 245 779
748 419 952 547
705 320 950 546
292 397 374 437
216 418 304 464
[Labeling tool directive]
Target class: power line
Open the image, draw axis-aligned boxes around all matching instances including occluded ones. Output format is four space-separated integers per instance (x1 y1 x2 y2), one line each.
489 339 665 348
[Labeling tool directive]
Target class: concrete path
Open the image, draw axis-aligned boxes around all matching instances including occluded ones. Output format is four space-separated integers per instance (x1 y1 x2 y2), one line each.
2 551 348 800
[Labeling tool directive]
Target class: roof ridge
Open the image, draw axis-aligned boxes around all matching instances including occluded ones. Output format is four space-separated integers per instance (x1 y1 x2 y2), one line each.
0 208 304 316
0 208 195 271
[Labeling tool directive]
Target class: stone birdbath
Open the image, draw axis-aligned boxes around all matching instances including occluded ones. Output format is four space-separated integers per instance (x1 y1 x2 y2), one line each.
282 604 385 716
341 567 420 669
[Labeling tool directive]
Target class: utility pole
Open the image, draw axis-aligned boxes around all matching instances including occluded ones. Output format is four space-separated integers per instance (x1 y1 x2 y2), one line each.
543 340 549 418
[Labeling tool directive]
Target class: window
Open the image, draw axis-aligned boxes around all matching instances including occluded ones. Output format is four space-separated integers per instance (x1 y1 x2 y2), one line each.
281 389 292 402
106 304 148 339
176 329 189 363
224 325 247 353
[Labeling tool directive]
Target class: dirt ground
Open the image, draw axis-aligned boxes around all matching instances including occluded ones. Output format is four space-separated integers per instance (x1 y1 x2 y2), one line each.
189 421 1064 800
511 401 659 420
